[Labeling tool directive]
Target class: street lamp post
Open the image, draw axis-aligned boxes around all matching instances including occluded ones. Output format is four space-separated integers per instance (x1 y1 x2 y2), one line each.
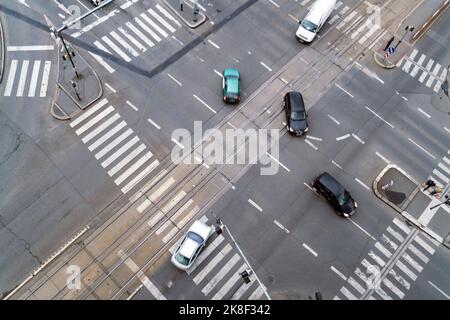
394 25 415 50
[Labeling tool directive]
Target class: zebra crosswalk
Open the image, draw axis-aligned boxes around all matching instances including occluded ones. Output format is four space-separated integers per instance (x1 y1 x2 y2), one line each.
334 217 438 300
88 4 181 73
397 49 448 93
69 98 160 194
3 59 52 97
427 150 450 189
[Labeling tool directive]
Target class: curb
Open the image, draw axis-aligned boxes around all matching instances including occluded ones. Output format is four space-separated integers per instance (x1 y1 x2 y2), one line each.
162 0 207 28
0 17 5 84
373 51 396 69
412 0 450 42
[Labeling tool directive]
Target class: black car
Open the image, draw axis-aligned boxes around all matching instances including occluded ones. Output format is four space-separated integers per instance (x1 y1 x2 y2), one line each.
283 91 309 136
311 172 357 217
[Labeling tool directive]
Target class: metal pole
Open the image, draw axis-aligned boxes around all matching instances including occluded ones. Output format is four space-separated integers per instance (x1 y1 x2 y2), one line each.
394 26 414 50
219 220 272 300
193 0 199 22
60 32 80 79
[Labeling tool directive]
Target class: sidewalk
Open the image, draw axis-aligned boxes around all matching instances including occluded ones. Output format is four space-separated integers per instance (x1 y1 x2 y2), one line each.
162 0 207 28
50 42 102 120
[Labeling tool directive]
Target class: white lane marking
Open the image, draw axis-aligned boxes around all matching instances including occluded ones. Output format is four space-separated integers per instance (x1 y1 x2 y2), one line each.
107 143 147 175
331 160 343 170
208 39 220 49
176 205 200 228
432 168 449 184
340 287 357 300
126 21 155 47
335 84 354 98
260 61 272 72
330 266 347 280
170 199 194 222
102 36 132 62
137 198 152 214
393 218 410 234
114 152 154 186
354 267 369 285
88 51 115 73
266 152 290 172
428 281 450 299
167 73 182 86
407 138 436 159
414 236 435 254
395 260 417 281
187 235 225 274
70 98 108 127
101 136 139 168
119 252 166 300
333 296 341 300
121 159 159 194
148 8 176 33
302 243 318 257
147 118 161 130
408 244 429 263
161 190 187 213
135 16 162 43
288 14 298 22
28 60 41 97
439 162 450 175
126 100 138 111
387 226 404 243
150 177 176 203
16 60 29 97
348 276 365 295
193 94 216 114
213 69 223 78
248 199 263 212
105 82 117 93
383 278 405 299
140 12 167 38
155 219 171 236
273 220 290 234
368 250 386 267
76 0 100 18
202 253 241 295
75 105 115 135
118 27 147 53
39 61 51 97
410 54 426 77
402 253 423 273
81 113 120 143
4 60 18 96
156 4 182 27
7 45 53 51
375 152 391 164
52 0 71 14
172 138 185 149
388 269 410 291
348 218 376 240
89 121 127 152
305 139 318 151
364 106 395 128
162 226 179 244
375 242 392 258
193 244 232 284
336 134 351 141
268 0 280 8
328 114 340 125
110 30 139 57
417 108 431 119
212 264 247 300
303 182 314 192
401 96 408 101
306 135 322 141
352 133 365 145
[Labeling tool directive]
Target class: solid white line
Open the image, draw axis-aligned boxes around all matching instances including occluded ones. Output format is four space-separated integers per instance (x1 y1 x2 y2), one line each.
336 134 351 141
147 118 161 130
39 61 51 97
70 98 108 127
126 100 139 111
305 139 318 151
134 17 161 43
444 127 450 133
148 9 176 33
122 159 159 194
364 106 395 128
4 60 18 96
110 31 139 57
306 135 322 141
408 138 436 159
260 61 272 72
208 39 220 49
202 253 240 295
266 152 290 172
156 4 182 27
328 114 340 125
348 218 376 240
273 220 289 234
418 108 431 119
302 243 318 257
118 27 147 53
288 14 298 22
304 182 314 191
428 281 450 299
248 199 263 212
376 152 391 164
401 96 408 101
172 138 185 149
75 106 115 135
7 45 54 51
193 244 232 284
161 190 187 213
101 136 139 168
114 151 153 185
331 160 343 170
28 60 41 97
89 121 127 152
105 82 117 93
396 260 417 281
167 73 182 86
149 177 176 202
126 21 155 47
213 69 223 78
88 51 115 73
212 264 247 300
352 134 365 145
186 235 225 274
140 13 167 38
102 36 132 62
330 266 347 280
268 0 280 8
193 94 216 114
16 60 29 97
335 84 354 98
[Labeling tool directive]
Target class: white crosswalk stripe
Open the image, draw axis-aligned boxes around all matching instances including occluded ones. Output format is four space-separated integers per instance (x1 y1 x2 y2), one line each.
102 35 132 62
148 9 176 33
118 27 147 53
193 244 232 284
89 122 128 152
136 16 162 42
110 31 140 57
212 264 247 300
3 59 52 97
201 253 240 296
383 278 404 299
186 235 225 274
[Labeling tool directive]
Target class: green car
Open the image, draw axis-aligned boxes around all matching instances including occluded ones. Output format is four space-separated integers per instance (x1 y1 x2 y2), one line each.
222 68 241 104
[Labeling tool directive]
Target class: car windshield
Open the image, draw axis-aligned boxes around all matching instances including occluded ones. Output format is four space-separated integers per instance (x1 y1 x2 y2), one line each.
291 111 306 121
175 253 190 265
187 231 204 244
338 192 351 206
301 19 318 33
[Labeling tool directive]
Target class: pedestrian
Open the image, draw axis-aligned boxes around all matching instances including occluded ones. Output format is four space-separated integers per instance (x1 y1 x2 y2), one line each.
430 186 444 196
423 179 436 191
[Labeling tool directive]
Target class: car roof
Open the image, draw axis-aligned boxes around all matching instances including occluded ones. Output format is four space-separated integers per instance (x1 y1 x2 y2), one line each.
307 0 335 24
224 68 240 77
179 238 200 259
318 172 345 196
287 92 305 111
188 220 211 240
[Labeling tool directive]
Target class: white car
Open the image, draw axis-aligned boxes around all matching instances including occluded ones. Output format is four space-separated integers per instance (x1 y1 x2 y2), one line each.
296 0 336 43
171 220 213 270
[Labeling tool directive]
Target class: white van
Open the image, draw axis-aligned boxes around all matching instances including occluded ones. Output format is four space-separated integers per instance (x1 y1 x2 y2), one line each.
296 0 336 43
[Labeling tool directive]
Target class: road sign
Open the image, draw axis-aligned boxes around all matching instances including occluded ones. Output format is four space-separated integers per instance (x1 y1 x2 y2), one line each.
387 47 395 54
